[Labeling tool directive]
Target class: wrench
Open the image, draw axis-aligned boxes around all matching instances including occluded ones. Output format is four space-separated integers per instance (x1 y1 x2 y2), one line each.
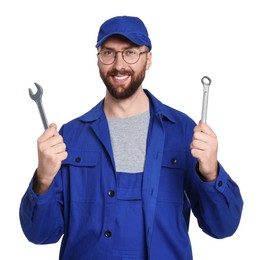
28 82 49 130
201 76 212 123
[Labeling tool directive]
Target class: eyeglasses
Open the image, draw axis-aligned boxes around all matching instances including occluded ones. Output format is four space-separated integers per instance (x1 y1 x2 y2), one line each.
97 48 149 65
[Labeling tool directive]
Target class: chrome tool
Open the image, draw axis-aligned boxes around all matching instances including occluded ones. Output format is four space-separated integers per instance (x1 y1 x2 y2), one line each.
201 76 212 123
28 82 49 130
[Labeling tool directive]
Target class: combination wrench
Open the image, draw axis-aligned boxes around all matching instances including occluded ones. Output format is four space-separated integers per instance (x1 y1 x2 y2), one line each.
201 76 212 123
28 82 49 130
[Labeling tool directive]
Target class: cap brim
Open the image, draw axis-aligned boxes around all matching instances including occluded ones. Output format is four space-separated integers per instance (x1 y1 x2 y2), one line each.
96 32 151 50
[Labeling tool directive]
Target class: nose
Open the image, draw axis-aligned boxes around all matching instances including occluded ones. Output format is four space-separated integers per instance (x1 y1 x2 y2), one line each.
113 51 127 69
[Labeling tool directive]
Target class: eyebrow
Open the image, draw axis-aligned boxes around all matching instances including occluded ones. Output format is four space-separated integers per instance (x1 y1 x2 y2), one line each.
100 45 138 50
100 43 141 50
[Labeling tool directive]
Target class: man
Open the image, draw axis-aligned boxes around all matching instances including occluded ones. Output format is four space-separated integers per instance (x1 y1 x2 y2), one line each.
19 15 243 259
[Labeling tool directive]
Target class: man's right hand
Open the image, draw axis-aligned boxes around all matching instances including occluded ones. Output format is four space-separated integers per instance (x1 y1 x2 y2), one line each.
33 123 68 194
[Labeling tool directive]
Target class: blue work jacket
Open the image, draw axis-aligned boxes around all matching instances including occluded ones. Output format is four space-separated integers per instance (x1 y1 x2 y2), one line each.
19 89 243 260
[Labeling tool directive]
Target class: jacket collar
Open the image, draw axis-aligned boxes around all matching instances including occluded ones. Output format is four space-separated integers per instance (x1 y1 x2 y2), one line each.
78 89 177 124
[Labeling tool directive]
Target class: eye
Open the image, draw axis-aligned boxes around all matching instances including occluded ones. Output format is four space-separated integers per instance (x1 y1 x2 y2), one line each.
101 50 114 57
124 49 137 56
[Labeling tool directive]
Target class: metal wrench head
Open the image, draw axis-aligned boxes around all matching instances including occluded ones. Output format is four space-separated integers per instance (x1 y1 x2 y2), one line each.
28 82 43 101
201 76 211 88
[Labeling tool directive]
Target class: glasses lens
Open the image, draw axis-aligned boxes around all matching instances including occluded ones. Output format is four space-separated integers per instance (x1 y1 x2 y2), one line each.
99 50 115 65
123 49 140 64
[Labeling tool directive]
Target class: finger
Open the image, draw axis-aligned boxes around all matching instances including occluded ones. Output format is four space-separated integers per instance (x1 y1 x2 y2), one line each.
38 123 59 143
48 142 67 155
192 131 206 142
190 139 208 151
57 151 68 161
38 135 65 154
196 122 216 137
191 148 203 159
47 135 64 148
39 143 67 165
45 148 68 162
191 146 212 162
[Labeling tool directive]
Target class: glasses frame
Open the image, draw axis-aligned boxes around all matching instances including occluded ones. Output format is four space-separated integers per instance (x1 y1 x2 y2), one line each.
97 49 149 65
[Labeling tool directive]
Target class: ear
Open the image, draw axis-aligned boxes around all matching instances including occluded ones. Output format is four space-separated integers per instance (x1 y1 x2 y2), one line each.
146 52 152 70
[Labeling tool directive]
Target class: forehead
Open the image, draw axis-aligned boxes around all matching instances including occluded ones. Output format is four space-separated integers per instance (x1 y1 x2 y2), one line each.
101 35 140 49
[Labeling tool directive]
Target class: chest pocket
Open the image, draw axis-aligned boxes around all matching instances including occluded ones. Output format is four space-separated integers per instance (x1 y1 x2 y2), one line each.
62 149 100 203
158 150 186 203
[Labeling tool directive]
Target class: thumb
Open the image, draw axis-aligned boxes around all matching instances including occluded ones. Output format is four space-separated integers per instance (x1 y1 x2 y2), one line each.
48 123 59 136
49 123 57 130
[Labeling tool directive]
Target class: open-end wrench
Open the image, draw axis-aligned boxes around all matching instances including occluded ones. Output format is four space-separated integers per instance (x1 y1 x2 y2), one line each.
28 82 49 130
201 76 212 123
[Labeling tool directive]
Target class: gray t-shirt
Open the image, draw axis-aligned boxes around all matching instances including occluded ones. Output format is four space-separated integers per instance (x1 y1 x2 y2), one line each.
107 110 150 173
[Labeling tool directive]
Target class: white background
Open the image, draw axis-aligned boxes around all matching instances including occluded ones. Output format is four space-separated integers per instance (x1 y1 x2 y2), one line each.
1 0 261 259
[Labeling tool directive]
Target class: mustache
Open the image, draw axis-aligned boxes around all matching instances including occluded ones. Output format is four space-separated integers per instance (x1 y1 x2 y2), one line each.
108 68 133 75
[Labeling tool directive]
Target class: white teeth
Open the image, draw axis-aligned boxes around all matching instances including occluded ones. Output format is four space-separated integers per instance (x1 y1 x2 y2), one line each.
115 75 128 80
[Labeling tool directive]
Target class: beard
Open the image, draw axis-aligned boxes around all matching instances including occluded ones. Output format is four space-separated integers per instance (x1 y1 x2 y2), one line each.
99 65 146 100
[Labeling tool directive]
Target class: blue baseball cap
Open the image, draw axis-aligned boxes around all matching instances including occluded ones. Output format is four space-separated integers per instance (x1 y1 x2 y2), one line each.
95 16 152 51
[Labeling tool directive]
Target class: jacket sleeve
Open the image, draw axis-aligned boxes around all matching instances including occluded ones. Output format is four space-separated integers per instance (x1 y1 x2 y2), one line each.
19 171 64 244
184 119 244 239
188 163 244 238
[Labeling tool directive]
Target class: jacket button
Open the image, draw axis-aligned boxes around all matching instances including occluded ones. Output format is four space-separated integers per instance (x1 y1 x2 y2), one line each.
75 157 81 163
218 180 223 187
104 230 112 238
108 190 115 197
172 158 177 164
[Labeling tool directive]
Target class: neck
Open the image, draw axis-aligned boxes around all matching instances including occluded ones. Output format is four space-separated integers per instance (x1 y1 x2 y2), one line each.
104 87 149 118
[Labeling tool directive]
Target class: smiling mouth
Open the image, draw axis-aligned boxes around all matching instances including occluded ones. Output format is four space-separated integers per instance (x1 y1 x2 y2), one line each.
114 75 129 81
